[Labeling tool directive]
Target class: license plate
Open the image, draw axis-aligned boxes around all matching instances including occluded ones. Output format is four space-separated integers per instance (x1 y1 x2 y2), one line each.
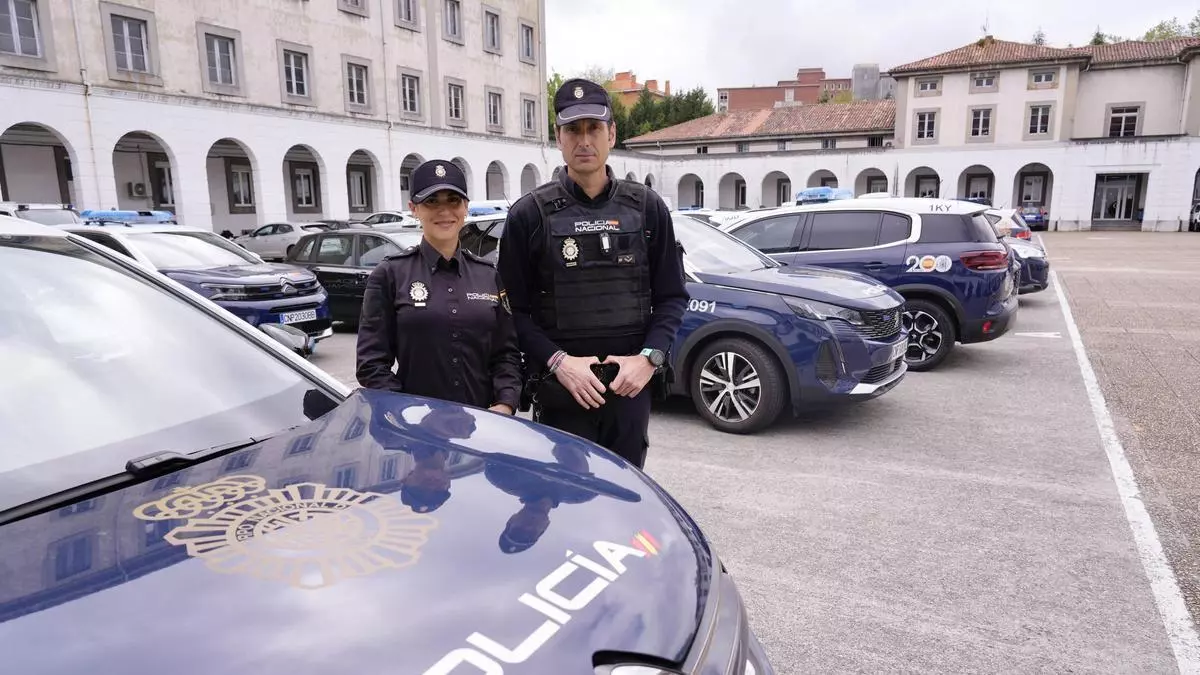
280 309 317 324
889 340 907 362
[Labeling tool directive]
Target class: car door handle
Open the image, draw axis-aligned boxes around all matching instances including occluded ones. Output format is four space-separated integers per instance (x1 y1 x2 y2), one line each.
863 262 888 270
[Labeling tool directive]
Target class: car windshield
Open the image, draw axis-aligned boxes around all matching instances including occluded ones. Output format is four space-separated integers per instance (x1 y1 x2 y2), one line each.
672 215 776 274
0 234 337 511
127 230 260 268
16 209 83 225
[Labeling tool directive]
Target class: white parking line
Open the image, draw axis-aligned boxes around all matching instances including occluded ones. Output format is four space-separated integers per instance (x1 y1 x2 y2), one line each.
1052 269 1200 674
1012 331 1062 339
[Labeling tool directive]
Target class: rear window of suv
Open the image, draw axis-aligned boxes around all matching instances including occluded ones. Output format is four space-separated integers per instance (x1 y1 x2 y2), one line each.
918 213 999 244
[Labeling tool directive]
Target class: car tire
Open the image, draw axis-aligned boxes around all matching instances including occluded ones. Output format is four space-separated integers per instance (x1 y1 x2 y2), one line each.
689 337 787 434
902 298 956 372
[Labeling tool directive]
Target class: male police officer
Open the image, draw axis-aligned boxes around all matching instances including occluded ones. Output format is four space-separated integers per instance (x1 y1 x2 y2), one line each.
497 77 689 470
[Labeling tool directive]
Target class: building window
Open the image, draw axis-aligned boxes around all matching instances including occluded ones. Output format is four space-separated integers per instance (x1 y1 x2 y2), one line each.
717 91 728 112
443 0 462 43
821 138 836 150
970 71 998 92
226 160 254 213
777 140 788 151
483 7 500 54
915 111 936 141
205 34 234 84
486 88 503 130
445 79 465 126
735 179 747 208
284 50 307 96
338 0 368 17
1108 105 1140 137
348 170 369 209
970 108 992 138
1028 105 1050 135
695 145 708 154
400 71 421 116
915 77 941 97
521 96 536 135
868 136 884 147
1032 71 1054 84
53 535 93 581
342 55 372 113
110 14 149 72
1 0 40 57
289 164 320 212
519 21 535 64
735 142 749 152
395 0 418 29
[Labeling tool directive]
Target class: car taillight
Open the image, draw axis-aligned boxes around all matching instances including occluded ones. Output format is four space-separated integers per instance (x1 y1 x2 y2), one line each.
1016 230 1031 239
960 250 1009 271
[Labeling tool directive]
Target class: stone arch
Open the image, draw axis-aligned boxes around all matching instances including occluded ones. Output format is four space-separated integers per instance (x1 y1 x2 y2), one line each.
520 163 540 195
904 166 941 198
282 143 329 219
854 168 888 196
956 164 995 204
760 170 792 207
111 130 181 216
677 173 704 209
1014 162 1055 219
485 160 509 200
806 169 838 188
205 137 260 232
346 148 382 216
399 152 425 205
718 172 747 209
0 122 82 206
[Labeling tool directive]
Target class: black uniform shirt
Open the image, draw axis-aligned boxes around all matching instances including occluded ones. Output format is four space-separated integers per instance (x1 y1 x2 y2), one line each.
356 238 523 411
497 166 689 367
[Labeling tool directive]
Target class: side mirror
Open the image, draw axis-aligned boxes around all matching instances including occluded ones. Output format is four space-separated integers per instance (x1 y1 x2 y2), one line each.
259 323 314 358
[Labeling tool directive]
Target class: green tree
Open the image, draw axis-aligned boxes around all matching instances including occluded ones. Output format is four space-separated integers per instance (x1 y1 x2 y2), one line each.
1031 27 1047 45
1142 17 1186 40
1190 10 1200 36
1089 26 1109 45
545 70 564 140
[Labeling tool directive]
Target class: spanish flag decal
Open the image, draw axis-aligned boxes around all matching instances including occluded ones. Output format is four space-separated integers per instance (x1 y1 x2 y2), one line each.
632 530 660 556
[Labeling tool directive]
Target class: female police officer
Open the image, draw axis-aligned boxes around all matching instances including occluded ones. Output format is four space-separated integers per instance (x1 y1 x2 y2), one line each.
355 159 523 415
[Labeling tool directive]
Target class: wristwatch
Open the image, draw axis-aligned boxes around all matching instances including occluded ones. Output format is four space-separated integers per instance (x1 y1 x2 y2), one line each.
639 348 666 368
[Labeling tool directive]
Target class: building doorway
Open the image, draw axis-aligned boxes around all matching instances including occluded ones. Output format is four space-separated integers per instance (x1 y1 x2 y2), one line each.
1092 174 1142 221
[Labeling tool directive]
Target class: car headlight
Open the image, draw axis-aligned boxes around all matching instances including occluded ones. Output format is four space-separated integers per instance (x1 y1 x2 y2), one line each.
199 283 250 300
783 296 864 325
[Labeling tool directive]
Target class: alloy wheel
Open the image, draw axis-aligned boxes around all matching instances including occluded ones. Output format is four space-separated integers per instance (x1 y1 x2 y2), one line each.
698 351 761 423
903 309 944 363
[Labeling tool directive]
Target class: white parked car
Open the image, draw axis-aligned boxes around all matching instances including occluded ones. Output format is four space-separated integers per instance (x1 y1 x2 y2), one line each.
234 221 331 260
356 210 420 227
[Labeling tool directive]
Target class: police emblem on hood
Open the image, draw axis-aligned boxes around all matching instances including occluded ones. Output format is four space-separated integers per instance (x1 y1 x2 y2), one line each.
132 475 439 589
561 237 579 264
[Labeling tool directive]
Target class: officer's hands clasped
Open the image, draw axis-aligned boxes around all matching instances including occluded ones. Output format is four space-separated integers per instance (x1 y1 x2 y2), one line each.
554 355 608 409
603 354 656 398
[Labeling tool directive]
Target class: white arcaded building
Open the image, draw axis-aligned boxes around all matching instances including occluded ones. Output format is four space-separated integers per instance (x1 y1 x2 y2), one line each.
625 36 1200 232
0 0 643 232
2 6 1199 234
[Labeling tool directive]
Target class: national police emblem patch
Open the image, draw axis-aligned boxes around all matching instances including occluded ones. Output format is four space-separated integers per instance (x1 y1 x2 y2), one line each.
409 281 429 306
562 237 579 266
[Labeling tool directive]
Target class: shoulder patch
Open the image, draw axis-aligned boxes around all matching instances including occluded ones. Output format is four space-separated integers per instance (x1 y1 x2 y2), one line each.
461 249 496 266
383 244 419 261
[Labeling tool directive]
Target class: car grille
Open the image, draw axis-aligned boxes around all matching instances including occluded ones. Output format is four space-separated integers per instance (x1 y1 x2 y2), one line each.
267 301 323 313
855 308 903 340
863 357 903 384
241 279 321 301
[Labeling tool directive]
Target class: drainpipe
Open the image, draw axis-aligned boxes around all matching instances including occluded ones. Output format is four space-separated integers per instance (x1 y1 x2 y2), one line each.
376 4 394 211
68 0 101 209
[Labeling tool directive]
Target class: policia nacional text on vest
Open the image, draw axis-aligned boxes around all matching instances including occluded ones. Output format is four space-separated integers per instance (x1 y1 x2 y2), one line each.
518 177 673 411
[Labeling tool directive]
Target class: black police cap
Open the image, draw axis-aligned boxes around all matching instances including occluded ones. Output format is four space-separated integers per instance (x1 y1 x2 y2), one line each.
410 159 468 203
554 78 613 126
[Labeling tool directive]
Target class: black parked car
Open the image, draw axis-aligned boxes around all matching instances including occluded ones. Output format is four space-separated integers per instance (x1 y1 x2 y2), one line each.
286 227 423 328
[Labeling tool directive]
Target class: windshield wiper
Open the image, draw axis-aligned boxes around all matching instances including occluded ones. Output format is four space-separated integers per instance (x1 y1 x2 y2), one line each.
0 437 269 527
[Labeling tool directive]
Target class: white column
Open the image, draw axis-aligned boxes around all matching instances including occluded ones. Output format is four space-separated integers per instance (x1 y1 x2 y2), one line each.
171 148 214 230
257 148 289 225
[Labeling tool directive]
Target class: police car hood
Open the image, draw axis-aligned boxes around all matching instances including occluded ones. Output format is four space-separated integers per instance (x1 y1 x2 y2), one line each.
157 262 316 284
697 264 902 310
0 389 709 675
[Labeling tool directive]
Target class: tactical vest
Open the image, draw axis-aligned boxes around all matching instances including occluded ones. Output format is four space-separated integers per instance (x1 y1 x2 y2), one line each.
530 178 652 342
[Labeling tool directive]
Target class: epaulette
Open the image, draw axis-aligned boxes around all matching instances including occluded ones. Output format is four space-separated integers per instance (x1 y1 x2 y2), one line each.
383 245 419 261
462 249 496 266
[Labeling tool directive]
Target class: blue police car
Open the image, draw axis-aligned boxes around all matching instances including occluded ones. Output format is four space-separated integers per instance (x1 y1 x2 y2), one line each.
66 223 334 347
460 212 910 434
722 196 1018 372
0 215 775 675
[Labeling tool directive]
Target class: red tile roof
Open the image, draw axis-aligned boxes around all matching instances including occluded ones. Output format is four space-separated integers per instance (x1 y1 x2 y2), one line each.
887 35 1200 75
624 99 895 145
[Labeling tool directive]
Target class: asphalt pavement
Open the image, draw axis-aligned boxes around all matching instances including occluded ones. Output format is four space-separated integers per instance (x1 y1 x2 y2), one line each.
308 245 1188 673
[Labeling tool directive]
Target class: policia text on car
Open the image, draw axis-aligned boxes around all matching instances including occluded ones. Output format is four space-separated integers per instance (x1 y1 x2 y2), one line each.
497 78 689 469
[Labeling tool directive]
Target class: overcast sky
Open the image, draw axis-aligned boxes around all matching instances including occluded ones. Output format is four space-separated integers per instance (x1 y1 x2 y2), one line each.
545 0 1198 99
